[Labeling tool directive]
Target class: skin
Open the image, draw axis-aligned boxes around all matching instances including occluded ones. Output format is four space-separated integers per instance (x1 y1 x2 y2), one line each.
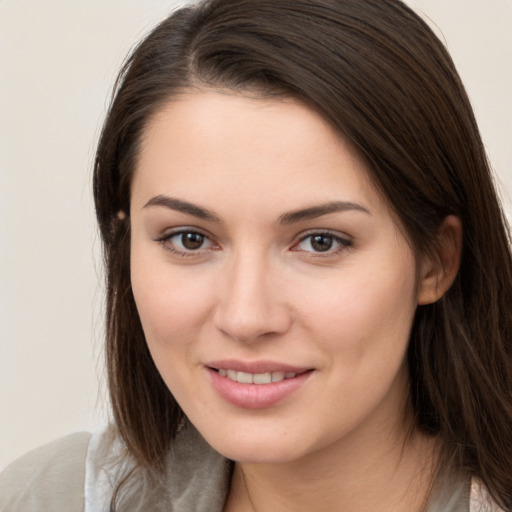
130 90 461 511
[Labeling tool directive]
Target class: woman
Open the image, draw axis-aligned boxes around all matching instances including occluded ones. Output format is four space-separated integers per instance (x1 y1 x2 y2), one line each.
1 0 511 510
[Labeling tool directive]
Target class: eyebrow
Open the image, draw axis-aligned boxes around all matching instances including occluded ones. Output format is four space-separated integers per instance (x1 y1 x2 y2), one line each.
143 195 221 222
278 201 370 224
143 195 370 224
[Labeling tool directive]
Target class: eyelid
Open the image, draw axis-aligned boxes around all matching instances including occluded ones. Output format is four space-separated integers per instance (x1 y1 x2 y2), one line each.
291 229 352 255
154 226 351 258
155 227 219 257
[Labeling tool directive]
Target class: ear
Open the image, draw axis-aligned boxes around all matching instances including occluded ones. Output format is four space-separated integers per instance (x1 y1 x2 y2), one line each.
417 215 462 305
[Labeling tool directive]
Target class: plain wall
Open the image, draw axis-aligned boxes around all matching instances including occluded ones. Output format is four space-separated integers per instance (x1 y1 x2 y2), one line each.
0 0 511 471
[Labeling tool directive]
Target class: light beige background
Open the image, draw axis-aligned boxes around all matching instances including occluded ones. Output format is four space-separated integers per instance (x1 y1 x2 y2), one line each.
0 0 511 471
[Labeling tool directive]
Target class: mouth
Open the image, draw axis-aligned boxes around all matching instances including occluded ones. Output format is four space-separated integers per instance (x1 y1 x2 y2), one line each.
214 368 303 384
206 361 314 409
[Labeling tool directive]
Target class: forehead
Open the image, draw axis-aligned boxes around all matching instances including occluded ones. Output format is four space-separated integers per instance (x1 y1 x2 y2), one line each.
131 90 385 219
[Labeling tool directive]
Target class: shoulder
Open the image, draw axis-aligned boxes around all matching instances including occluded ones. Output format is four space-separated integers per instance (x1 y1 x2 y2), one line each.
470 478 507 512
0 432 91 512
87 425 232 512
0 427 231 512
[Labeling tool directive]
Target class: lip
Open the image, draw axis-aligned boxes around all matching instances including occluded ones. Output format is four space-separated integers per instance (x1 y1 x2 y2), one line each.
206 360 314 409
206 359 311 374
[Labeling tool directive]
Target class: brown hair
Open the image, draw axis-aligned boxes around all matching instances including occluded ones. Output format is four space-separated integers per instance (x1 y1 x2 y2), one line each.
93 0 512 508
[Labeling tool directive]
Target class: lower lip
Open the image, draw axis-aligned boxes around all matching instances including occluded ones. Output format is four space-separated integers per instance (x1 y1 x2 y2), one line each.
207 368 313 409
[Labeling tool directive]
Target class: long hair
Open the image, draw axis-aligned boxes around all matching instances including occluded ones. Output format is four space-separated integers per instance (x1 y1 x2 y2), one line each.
93 0 512 508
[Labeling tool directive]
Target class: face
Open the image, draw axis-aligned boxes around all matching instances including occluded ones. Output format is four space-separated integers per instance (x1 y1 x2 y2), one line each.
130 91 422 465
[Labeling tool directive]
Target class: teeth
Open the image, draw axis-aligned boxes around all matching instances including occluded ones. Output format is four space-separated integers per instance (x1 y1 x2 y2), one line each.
271 371 285 382
237 371 253 384
253 372 272 384
218 369 297 384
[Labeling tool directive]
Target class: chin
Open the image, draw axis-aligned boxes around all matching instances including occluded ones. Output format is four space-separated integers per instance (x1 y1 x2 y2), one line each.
213 440 305 465
193 419 318 465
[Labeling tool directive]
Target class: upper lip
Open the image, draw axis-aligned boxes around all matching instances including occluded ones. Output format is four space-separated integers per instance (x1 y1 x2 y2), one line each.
206 359 312 374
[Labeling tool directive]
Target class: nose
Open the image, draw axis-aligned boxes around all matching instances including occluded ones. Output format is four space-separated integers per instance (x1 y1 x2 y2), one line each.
213 252 292 343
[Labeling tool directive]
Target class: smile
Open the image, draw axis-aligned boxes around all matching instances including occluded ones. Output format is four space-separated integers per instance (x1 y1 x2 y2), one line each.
217 369 298 384
207 362 314 409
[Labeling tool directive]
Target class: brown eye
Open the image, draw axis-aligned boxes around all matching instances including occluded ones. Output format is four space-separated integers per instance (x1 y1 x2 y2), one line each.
310 235 334 252
294 232 351 255
158 230 214 255
180 232 205 250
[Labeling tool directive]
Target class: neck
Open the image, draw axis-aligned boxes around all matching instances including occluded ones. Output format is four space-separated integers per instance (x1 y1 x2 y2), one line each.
224 424 438 512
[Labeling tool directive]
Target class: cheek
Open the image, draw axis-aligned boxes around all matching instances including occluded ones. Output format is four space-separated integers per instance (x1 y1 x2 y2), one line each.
130 254 216 405
293 255 418 433
295 253 418 362
130 249 214 350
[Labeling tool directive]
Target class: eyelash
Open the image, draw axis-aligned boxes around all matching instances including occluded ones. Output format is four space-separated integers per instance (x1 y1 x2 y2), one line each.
292 231 352 256
155 229 352 258
156 229 215 258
